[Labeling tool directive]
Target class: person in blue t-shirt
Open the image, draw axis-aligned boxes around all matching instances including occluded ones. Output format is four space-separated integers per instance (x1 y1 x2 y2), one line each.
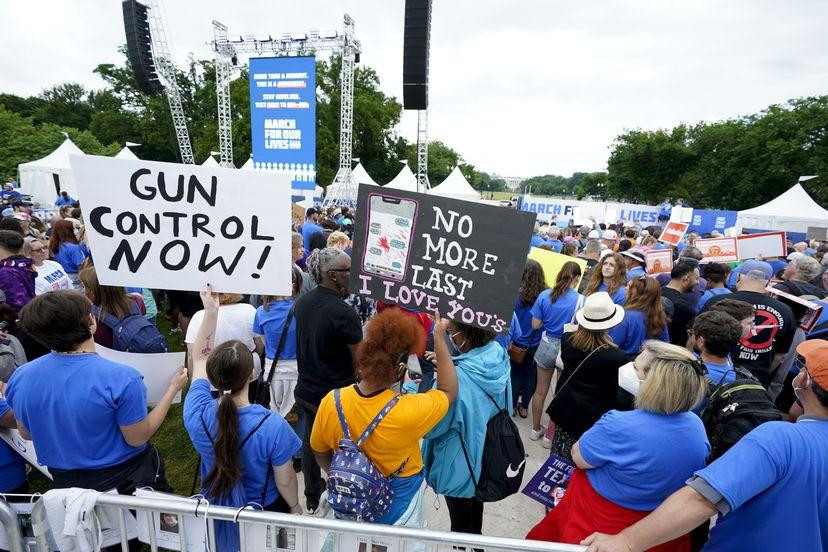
48 220 88 289
543 227 564 253
184 285 302 516
609 277 669 355
0 184 21 203
0 395 26 493
301 207 324 252
689 310 742 387
253 267 301 417
529 223 545 252
620 249 647 282
509 259 547 418
583 252 628 306
696 263 732 313
657 198 672 224
5 290 186 492
54 191 75 207
581 338 828 552
529 261 583 441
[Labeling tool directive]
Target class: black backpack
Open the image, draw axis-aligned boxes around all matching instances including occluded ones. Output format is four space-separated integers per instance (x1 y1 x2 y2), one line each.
458 388 527 502
700 368 781 462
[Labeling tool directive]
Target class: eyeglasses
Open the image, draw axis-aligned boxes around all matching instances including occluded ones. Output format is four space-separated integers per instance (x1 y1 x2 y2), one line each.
795 354 808 374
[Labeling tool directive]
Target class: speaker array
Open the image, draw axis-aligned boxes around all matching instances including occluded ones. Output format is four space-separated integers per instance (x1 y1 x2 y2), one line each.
403 0 431 110
122 0 164 96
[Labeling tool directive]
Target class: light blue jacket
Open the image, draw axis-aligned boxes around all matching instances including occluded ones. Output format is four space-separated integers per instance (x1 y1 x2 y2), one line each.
421 340 511 498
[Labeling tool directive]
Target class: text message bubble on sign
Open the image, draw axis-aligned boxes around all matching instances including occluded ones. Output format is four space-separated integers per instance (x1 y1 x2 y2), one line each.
350 185 536 333
70 155 293 295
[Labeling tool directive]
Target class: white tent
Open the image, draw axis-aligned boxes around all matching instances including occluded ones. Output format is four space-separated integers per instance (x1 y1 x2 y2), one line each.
114 146 139 160
429 166 481 202
352 162 379 187
201 155 219 167
240 157 254 170
737 184 828 233
384 164 419 192
18 138 86 205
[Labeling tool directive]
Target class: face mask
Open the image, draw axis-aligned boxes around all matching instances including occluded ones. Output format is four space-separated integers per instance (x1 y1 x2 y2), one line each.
792 371 811 403
618 362 643 396
447 332 466 355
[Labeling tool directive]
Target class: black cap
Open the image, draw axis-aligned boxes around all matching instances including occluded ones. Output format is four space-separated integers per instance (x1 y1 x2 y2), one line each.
306 207 319 217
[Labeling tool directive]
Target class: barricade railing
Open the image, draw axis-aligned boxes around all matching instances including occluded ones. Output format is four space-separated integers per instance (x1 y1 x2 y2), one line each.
20 491 585 552
0 498 24 552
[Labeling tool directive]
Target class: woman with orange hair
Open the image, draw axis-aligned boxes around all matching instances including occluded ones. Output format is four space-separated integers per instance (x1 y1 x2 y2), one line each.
310 308 457 527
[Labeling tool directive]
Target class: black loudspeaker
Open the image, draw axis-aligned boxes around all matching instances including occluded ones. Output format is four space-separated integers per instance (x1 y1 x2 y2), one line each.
122 0 164 96
402 0 431 110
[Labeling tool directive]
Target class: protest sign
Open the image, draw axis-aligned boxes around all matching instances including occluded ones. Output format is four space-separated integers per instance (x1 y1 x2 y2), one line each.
528 247 587 288
670 205 694 223
736 231 786 260
767 286 824 332
645 249 673 275
807 227 828 240
0 428 51 478
695 237 739 263
521 454 575 509
659 221 689 246
96 345 185 406
350 185 536 333
70 155 293 296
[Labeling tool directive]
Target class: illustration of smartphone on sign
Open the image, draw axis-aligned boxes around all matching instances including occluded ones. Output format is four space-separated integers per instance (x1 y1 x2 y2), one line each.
362 194 418 281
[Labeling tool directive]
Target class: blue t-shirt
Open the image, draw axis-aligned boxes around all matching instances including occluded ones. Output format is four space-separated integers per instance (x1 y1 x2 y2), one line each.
626 266 646 282
253 300 297 360
696 418 828 551
0 397 25 492
598 283 627 306
497 313 520 350
6 353 148 470
608 309 668 355
530 288 582 339
183 380 301 506
55 196 75 206
301 221 324 251
580 409 710 510
512 299 542 348
529 235 545 253
696 288 731 313
705 360 735 386
54 242 87 275
543 240 563 253
659 201 672 217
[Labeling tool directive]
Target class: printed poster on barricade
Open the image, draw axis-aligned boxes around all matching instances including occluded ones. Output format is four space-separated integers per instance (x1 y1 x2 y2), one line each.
521 454 576 509
70 156 293 296
659 221 689 247
97 345 185 406
695 237 739 263
0 428 51 479
644 249 673 275
528 247 587 288
350 185 536 333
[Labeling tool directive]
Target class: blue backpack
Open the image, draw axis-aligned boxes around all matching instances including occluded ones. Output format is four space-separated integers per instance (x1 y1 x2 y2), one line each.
93 301 168 353
326 388 408 522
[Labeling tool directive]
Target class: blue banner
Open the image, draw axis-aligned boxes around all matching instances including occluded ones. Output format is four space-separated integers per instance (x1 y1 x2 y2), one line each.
249 56 316 191
688 209 738 235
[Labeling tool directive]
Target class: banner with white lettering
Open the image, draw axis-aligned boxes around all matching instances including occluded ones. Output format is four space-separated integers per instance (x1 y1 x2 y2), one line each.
350 185 536 332
71 155 292 295
519 196 661 225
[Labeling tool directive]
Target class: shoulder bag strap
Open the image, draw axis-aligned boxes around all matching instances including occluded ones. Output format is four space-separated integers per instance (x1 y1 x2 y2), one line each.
553 344 606 400
262 305 296 388
569 294 585 325
91 305 120 330
356 394 409 479
457 430 478 489
333 388 352 442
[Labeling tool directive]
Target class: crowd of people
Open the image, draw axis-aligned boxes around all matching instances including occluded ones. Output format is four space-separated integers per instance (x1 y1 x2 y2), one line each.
0 190 824 552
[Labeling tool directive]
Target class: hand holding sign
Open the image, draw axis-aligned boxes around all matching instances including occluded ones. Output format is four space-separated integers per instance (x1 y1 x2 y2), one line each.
199 283 220 311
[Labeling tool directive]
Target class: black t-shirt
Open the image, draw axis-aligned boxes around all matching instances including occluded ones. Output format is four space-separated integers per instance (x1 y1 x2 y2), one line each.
578 258 600 294
661 287 695 346
703 290 795 386
294 286 363 406
546 333 628 438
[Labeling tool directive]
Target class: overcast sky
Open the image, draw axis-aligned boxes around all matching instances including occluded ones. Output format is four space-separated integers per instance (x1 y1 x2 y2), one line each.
2 1 827 177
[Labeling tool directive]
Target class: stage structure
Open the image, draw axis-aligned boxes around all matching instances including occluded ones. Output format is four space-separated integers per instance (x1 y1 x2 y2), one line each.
416 109 430 192
211 14 362 206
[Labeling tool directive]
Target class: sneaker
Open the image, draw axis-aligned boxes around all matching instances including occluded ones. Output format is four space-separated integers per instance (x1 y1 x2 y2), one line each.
542 436 553 449
529 426 546 441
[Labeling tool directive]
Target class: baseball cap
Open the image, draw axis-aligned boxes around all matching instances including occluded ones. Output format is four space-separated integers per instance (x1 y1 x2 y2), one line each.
621 249 646 265
588 230 601 239
795 339 828 388
787 251 803 261
603 229 618 240
306 207 320 217
805 248 817 255
1 208 13 218
737 260 773 281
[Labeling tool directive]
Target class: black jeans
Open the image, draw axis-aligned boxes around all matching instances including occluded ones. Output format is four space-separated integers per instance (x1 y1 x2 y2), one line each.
296 400 324 504
444 496 484 534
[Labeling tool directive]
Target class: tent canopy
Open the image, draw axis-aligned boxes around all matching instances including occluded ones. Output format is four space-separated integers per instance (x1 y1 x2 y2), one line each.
737 183 828 233
114 146 139 160
429 167 481 202
352 163 379 187
18 138 86 204
201 155 219 167
384 164 418 192
240 157 254 170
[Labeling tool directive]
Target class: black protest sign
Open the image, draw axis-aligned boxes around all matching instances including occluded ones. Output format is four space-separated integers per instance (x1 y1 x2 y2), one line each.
349 184 536 332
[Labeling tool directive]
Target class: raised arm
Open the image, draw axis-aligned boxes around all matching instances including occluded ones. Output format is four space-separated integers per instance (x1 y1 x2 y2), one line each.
192 285 220 382
431 311 458 404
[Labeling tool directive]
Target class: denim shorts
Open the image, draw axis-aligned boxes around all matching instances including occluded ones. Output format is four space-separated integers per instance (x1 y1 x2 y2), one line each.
534 335 561 370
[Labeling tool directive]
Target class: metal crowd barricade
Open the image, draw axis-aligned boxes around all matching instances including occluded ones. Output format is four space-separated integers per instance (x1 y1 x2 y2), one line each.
23 492 586 552
0 498 24 552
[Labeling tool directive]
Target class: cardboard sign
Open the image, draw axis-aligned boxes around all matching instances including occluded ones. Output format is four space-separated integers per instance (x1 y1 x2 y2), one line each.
670 205 694 223
659 221 689 246
0 428 51 478
292 202 306 229
528 247 587 288
767 286 824 332
70 155 293 295
350 185 536 333
645 249 673 275
521 454 576 509
96 345 185 407
695 237 739 263
736 231 786 260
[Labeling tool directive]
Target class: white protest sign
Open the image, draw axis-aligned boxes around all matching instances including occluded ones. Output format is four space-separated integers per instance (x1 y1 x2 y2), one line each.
0 428 51 479
70 155 292 295
96 345 185 407
736 231 786 260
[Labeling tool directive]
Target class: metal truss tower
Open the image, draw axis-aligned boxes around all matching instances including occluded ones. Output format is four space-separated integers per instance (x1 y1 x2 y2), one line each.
416 109 430 193
146 0 194 164
212 21 234 167
210 14 362 204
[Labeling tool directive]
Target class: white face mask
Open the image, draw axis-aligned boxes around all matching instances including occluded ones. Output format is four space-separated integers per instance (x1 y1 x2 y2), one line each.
618 362 643 396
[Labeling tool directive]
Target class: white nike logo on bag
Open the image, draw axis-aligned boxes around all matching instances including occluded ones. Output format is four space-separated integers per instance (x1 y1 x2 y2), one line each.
505 459 526 478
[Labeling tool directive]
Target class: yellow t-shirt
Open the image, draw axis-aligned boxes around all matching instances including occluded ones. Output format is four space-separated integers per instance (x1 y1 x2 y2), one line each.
310 385 449 478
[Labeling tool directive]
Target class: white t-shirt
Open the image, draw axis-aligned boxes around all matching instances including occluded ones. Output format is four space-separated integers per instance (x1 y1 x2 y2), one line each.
185 303 257 351
34 259 73 295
